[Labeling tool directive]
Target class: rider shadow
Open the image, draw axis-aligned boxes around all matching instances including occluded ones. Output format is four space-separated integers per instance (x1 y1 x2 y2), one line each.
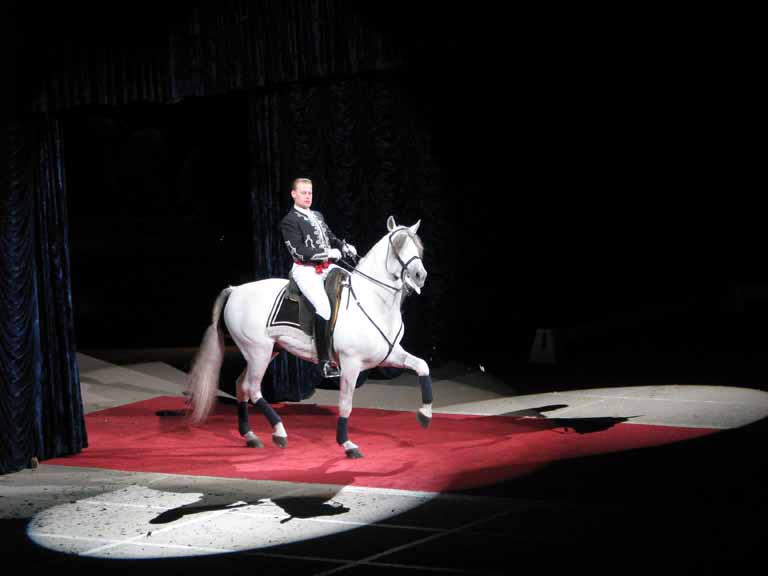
501 405 641 434
272 457 417 496
154 407 195 434
272 495 349 524
503 404 570 418
353 427 417 449
305 457 415 484
547 416 637 434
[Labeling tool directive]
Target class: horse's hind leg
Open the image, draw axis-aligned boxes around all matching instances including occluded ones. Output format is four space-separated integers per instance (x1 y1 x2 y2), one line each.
237 347 287 448
236 368 263 448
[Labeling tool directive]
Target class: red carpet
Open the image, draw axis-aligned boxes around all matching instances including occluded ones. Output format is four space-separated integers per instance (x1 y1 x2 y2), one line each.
46 396 717 493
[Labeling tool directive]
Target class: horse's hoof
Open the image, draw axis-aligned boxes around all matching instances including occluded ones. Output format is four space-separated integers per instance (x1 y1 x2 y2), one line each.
272 435 288 449
345 448 364 459
243 431 263 448
246 437 264 448
417 411 432 429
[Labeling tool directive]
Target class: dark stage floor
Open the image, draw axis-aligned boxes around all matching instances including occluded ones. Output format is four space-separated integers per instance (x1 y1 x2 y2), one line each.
1 352 765 575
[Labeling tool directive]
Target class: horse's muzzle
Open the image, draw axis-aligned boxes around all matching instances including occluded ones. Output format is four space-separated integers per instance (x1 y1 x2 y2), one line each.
405 262 427 294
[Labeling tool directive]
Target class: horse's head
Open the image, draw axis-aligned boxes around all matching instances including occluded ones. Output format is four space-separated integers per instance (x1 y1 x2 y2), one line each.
386 216 427 294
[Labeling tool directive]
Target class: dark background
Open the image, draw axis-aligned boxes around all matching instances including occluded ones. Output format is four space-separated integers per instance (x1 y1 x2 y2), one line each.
3 3 766 571
62 95 253 347
11 1 764 385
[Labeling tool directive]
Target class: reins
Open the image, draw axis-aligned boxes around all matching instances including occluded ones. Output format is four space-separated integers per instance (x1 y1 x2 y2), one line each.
334 228 422 363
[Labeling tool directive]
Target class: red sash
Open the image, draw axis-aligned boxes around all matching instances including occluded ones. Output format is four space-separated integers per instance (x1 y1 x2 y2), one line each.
295 260 330 274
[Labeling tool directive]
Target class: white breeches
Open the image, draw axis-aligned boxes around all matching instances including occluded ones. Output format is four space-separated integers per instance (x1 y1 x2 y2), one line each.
290 263 340 320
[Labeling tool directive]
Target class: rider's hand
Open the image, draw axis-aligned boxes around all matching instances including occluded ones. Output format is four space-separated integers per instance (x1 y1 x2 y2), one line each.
328 248 342 261
343 243 357 257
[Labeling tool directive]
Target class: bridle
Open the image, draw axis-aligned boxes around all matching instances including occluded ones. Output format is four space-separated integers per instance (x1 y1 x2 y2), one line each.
334 227 424 363
386 227 424 287
338 227 422 294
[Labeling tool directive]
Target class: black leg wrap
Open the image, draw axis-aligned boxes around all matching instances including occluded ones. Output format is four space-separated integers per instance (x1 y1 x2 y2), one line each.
336 417 349 445
255 398 281 427
419 375 433 405
238 402 251 435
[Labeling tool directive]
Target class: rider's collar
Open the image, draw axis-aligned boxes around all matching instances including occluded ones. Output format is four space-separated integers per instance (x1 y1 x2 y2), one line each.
293 205 314 218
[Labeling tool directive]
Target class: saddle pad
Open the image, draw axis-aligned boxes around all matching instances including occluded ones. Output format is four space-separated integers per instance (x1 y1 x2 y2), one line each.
265 269 348 343
266 286 314 342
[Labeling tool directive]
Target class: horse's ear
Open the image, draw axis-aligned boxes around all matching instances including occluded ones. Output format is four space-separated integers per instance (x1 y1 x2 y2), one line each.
409 220 421 234
387 216 397 231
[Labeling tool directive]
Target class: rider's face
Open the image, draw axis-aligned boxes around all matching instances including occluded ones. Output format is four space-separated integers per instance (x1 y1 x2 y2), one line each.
292 183 313 209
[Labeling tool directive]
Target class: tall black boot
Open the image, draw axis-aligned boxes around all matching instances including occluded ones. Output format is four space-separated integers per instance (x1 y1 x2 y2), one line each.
314 315 340 378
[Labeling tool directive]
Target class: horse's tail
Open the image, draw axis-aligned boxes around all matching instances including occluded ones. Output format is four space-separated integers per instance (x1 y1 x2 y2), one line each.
187 287 233 425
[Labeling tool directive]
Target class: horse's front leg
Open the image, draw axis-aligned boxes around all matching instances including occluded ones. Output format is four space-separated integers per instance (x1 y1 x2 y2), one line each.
382 344 433 428
337 357 363 458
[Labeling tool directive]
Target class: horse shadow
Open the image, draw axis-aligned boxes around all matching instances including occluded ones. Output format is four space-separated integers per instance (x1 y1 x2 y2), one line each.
270 457 416 492
150 498 258 524
501 404 641 434
148 458 414 525
148 494 351 525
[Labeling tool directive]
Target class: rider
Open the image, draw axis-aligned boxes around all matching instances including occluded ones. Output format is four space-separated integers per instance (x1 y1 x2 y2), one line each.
280 178 357 378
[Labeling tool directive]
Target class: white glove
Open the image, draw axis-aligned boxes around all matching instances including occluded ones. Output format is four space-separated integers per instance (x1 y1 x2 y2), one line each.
328 248 342 260
343 243 357 257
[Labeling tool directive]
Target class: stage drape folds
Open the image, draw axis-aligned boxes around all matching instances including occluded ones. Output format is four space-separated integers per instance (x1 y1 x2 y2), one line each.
33 1 404 113
249 77 448 401
4 1 451 469
1 120 87 474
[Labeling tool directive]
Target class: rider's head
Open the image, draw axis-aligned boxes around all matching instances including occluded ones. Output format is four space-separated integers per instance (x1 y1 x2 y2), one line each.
291 178 313 209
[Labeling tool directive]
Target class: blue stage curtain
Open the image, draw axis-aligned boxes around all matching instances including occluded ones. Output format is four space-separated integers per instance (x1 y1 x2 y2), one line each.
8 1 447 414
248 76 448 402
0 119 87 475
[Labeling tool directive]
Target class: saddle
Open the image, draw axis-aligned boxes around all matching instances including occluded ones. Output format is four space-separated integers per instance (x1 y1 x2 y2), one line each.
266 268 348 342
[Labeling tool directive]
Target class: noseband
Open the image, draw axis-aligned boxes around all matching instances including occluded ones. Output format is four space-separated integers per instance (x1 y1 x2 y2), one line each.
342 227 424 364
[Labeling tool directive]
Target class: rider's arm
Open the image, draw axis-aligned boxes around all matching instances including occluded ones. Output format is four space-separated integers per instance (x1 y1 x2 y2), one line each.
320 219 356 257
316 213 344 250
313 212 346 259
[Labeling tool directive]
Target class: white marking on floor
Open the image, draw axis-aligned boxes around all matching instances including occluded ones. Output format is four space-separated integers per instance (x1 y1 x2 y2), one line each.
27 532 233 554
25 483 440 559
313 508 514 575
81 506 239 556
233 509 447 532
245 551 482 573
82 499 171 511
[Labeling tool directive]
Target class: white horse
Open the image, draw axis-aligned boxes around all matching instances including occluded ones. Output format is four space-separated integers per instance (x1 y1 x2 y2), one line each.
187 216 432 458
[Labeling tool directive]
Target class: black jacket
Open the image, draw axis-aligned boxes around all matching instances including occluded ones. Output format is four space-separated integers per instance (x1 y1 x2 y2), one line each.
280 208 343 263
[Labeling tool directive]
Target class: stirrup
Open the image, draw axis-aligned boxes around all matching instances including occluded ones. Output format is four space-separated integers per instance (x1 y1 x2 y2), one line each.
321 361 340 378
